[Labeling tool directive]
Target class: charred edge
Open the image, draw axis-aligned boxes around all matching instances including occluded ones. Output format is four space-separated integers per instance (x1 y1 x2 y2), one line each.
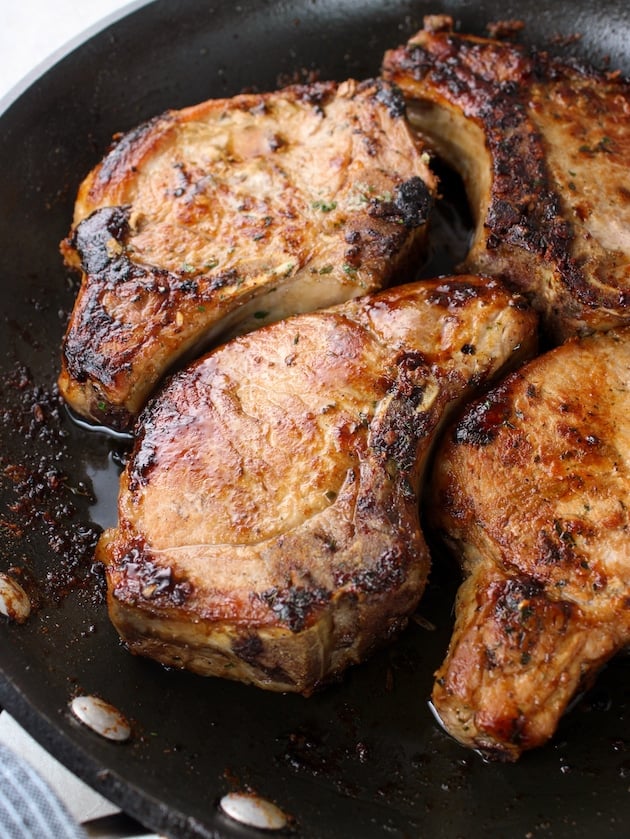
96 114 172 186
392 45 435 84
259 586 330 633
481 83 576 269
388 37 514 105
333 547 406 594
412 30 532 100
62 309 116 384
72 206 244 295
486 140 575 270
71 206 173 289
371 351 436 480
453 374 518 447
61 209 149 389
361 226 408 261
481 79 580 278
392 34 581 276
207 268 243 292
368 176 433 229
426 280 486 309
490 577 574 705
292 80 337 112
63 206 211 389
72 206 133 275
371 78 407 118
537 525 576 567
493 576 546 626
114 542 192 607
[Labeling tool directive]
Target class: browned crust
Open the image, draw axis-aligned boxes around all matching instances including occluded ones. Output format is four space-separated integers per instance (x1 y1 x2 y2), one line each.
98 277 537 693
382 18 630 340
59 79 436 431
429 326 630 758
432 563 616 760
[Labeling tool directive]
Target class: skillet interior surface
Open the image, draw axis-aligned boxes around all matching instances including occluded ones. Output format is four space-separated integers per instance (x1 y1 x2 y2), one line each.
1 1 630 836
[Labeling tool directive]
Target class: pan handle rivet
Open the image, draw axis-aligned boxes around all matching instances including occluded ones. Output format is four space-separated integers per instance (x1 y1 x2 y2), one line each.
70 695 132 742
0 572 31 623
219 791 289 831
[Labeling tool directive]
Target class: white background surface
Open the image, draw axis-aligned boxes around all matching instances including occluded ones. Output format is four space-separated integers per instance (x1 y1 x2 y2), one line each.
0 0 142 105
0 2 155 827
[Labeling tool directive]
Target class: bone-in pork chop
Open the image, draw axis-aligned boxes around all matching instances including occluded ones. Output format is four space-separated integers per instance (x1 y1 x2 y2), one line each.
59 79 436 431
96 277 536 694
430 327 630 759
382 16 630 341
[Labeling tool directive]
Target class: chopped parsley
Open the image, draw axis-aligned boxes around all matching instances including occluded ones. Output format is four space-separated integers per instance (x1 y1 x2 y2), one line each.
311 200 337 212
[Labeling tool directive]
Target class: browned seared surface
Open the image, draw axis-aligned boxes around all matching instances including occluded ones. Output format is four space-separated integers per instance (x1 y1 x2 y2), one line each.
382 16 630 341
97 277 536 694
59 79 436 431
430 327 630 759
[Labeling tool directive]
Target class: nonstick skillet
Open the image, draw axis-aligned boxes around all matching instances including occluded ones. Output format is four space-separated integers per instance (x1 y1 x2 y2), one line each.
1 1 630 836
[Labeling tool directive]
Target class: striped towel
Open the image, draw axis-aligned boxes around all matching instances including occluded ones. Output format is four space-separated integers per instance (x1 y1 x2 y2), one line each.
0 742 86 838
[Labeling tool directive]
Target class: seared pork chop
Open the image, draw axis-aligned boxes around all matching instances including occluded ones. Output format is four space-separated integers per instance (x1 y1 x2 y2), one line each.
58 79 436 432
430 327 630 759
97 277 536 693
382 16 630 340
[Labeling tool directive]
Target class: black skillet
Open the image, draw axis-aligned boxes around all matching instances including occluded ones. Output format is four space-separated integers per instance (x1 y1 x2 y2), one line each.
1 1 630 836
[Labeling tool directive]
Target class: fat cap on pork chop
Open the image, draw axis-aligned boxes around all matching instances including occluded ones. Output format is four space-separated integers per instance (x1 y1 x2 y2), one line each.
382 15 630 341
59 78 436 431
97 276 536 694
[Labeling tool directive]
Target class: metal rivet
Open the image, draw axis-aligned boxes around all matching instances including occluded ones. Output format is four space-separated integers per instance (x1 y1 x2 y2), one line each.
219 791 288 831
0 573 31 623
70 695 131 742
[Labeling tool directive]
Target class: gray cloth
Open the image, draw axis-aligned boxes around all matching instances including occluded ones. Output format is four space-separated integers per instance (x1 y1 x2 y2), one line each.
0 742 87 838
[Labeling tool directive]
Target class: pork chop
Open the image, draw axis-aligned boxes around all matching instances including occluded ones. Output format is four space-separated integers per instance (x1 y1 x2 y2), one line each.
382 16 630 341
430 327 630 759
59 79 436 431
96 276 536 694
